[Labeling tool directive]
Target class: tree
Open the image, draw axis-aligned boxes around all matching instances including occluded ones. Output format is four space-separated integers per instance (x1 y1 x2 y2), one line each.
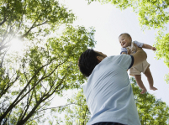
56 89 90 125
87 0 169 83
130 77 169 125
155 31 169 84
87 0 169 29
0 25 96 125
0 0 96 124
0 0 74 57
61 77 169 125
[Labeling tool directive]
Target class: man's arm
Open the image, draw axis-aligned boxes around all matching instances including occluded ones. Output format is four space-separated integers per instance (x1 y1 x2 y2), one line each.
132 47 147 67
142 44 156 51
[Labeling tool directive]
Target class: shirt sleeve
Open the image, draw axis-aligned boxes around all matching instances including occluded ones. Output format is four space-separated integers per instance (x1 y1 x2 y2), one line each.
118 54 134 70
120 48 128 54
129 55 134 69
133 41 143 47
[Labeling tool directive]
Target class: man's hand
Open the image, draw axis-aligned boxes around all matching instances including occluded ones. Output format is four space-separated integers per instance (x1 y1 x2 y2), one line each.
126 48 131 55
132 46 147 67
136 46 143 51
133 43 139 51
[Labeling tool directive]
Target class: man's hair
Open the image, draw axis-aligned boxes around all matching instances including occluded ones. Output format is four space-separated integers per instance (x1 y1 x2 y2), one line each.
119 33 131 38
78 49 101 77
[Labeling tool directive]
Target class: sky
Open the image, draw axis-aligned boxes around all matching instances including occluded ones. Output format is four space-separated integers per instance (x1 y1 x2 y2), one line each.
59 0 169 106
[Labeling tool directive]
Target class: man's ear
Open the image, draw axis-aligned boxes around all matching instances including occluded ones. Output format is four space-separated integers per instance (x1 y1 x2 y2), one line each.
96 56 102 62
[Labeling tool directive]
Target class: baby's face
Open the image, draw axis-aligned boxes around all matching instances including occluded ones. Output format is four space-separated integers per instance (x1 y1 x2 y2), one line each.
119 34 132 48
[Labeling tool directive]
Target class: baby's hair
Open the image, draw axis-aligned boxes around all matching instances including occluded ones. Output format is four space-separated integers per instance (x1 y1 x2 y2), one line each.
119 33 131 38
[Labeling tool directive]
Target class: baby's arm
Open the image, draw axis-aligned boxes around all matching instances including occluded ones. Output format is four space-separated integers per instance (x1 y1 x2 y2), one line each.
121 52 127 54
142 44 156 51
121 48 131 55
122 50 132 55
121 48 128 54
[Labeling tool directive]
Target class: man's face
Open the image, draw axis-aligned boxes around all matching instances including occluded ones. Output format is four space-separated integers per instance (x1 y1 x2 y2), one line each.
119 34 132 48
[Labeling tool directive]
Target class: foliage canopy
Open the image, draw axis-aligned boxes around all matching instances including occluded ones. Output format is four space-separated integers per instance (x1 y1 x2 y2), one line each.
0 0 96 124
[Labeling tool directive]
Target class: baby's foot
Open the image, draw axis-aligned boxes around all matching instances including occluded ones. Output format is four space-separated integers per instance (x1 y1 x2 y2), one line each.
140 89 147 94
150 86 158 91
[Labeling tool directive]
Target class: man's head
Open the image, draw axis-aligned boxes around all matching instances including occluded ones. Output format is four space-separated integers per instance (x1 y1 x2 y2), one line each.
119 33 132 48
78 49 107 77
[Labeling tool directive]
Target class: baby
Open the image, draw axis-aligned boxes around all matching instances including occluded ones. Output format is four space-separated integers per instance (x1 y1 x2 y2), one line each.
119 33 157 94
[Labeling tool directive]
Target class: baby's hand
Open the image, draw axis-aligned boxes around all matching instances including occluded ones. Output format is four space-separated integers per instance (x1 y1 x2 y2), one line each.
151 47 156 51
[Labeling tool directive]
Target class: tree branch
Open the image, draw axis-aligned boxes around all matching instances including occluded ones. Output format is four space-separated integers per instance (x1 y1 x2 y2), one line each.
17 88 33 124
37 103 78 113
0 70 20 98
0 61 52 121
21 21 48 38
0 5 7 26
17 68 70 125
0 18 6 26
16 98 43 125
27 114 44 124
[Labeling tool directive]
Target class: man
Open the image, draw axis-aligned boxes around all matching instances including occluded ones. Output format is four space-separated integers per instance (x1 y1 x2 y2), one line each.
78 46 147 125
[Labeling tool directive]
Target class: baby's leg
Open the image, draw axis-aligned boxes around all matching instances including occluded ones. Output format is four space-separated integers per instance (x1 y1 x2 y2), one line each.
134 75 147 94
144 67 157 91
